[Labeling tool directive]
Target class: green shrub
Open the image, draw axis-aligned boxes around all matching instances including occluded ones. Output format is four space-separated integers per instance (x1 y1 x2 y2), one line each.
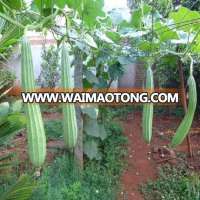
37 45 60 88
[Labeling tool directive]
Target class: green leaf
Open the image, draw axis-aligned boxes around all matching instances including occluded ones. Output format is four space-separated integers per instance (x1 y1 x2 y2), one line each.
83 139 99 159
96 30 114 44
84 70 99 84
83 33 97 48
84 117 99 138
154 22 179 42
81 106 99 119
169 6 200 32
0 174 37 200
0 102 9 116
0 0 25 11
98 124 107 140
0 113 26 140
83 116 107 140
106 31 121 43
108 62 124 80
65 0 105 27
130 4 151 28
10 100 22 113
138 40 160 52
0 153 14 170
33 0 58 16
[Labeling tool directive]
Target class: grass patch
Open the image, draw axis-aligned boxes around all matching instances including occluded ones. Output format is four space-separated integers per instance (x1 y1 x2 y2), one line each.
44 119 63 140
141 164 200 200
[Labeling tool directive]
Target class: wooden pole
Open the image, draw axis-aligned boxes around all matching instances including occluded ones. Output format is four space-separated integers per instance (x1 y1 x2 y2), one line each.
178 59 193 157
74 49 84 169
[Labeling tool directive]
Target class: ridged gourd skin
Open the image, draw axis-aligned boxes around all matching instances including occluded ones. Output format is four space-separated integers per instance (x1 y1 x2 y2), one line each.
21 37 46 167
142 66 154 143
61 43 78 149
171 75 197 147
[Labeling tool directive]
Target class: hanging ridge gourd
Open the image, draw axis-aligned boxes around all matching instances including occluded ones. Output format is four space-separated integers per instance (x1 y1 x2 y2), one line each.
61 43 78 149
21 37 46 167
171 58 197 147
142 66 154 143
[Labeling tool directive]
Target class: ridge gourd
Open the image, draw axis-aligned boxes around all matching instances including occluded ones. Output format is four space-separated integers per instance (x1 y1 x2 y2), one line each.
21 37 46 167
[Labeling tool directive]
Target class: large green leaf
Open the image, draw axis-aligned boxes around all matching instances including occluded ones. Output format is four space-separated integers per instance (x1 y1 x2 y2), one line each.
33 0 55 15
81 106 99 119
83 139 99 159
106 31 121 43
130 4 151 28
0 0 25 12
84 117 99 138
63 0 105 27
0 15 29 54
0 174 37 200
138 40 160 52
154 22 179 42
0 153 14 170
83 116 107 140
169 6 200 32
0 113 26 140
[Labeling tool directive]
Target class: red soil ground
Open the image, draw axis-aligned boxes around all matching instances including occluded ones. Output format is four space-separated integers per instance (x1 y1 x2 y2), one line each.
120 111 200 200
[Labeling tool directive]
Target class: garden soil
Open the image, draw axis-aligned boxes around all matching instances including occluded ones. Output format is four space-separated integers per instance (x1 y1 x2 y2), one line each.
120 111 200 200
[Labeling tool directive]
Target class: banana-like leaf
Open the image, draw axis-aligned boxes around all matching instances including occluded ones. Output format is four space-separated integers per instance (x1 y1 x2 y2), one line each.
0 113 26 141
0 174 37 200
0 153 14 162
0 152 15 170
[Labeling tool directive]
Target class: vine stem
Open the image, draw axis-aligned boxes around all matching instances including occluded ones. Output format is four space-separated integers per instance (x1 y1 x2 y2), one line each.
188 54 194 76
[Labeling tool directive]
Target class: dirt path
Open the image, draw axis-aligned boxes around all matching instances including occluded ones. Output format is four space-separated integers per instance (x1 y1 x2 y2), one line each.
120 111 200 200
120 112 157 200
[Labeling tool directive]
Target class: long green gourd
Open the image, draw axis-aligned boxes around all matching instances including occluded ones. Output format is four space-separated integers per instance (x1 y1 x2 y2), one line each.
171 59 197 147
61 43 78 149
142 66 154 143
21 37 46 167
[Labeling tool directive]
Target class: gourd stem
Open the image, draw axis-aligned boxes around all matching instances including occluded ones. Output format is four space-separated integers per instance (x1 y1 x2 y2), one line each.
189 54 194 76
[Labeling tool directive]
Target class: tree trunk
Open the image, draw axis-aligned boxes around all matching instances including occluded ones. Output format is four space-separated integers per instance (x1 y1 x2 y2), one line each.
74 50 84 169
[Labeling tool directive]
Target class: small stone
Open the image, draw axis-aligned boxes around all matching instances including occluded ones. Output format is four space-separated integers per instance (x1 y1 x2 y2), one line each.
136 172 139 176
159 132 164 136
160 153 165 158
34 170 41 177
129 155 133 158
147 157 151 160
